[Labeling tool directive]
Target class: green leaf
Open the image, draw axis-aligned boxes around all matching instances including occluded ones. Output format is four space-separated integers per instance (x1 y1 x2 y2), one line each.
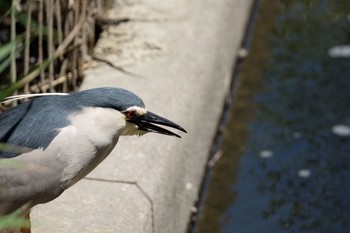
0 56 11 74
0 40 17 61
0 211 30 230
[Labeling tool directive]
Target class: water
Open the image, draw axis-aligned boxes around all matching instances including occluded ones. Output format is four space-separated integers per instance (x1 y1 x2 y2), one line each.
195 0 350 233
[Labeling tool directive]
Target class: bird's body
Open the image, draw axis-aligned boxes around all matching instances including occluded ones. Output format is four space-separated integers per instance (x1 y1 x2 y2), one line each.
0 87 186 221
0 106 123 215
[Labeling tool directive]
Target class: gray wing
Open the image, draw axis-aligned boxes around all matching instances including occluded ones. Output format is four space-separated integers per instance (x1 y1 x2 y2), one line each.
0 149 64 215
0 97 71 158
0 101 32 143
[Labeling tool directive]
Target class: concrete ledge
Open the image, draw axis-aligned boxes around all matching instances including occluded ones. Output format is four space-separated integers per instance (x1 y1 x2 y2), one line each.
32 180 152 233
32 0 253 232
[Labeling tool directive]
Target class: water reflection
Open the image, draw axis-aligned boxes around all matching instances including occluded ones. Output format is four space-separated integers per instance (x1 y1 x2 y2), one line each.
220 0 350 232
221 1 350 232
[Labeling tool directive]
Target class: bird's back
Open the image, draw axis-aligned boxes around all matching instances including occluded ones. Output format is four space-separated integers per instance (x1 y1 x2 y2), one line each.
0 96 72 158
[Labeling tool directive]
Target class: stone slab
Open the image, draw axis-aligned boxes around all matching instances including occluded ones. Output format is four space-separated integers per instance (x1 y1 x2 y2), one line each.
31 0 253 232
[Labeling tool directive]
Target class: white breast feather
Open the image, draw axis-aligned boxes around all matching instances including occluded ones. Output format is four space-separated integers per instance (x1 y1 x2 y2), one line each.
45 107 126 188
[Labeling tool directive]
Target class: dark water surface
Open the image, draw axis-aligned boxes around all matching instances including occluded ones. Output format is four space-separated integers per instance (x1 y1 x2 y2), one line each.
196 0 350 233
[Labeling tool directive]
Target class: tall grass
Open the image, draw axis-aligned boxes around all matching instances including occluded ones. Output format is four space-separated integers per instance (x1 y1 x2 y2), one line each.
0 0 107 102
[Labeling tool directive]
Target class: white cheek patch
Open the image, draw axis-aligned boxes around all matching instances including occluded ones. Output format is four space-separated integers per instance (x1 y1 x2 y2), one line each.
123 106 148 116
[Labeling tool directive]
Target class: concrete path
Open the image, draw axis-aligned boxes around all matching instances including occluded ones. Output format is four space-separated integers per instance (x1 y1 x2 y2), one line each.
31 0 253 232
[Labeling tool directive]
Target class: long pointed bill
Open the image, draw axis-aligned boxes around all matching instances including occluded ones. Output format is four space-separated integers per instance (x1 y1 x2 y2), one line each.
132 111 187 138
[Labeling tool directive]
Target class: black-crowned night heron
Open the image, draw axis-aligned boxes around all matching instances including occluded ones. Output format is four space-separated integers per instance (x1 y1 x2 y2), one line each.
0 87 186 231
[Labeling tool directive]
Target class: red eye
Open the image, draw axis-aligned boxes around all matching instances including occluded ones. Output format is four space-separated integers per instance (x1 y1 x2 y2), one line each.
126 110 137 119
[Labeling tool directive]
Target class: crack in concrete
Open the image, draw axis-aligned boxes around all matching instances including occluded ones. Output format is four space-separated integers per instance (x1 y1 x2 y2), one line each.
84 177 155 233
91 55 143 78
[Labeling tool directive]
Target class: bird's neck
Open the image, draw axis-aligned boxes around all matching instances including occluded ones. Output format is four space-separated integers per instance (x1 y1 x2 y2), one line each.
46 107 125 189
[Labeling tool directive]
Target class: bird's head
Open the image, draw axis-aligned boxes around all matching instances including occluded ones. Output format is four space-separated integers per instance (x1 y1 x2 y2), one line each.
71 87 187 138
121 105 186 138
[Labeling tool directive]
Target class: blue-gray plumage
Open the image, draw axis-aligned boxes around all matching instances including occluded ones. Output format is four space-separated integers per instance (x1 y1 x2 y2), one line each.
0 87 186 220
0 88 145 158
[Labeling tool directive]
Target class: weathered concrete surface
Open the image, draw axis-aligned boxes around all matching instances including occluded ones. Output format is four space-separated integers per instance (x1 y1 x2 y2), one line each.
31 0 253 232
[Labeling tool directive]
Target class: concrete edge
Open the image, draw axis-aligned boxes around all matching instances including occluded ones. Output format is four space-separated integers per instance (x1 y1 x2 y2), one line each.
31 0 253 232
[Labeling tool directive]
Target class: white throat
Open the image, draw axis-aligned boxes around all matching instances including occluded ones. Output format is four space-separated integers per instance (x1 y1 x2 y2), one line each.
46 107 126 188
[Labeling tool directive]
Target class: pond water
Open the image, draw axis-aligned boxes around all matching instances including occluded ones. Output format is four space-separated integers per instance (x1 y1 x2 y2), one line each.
195 0 350 233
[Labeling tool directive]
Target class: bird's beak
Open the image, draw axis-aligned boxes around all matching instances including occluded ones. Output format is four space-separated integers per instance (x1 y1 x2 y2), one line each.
131 111 187 138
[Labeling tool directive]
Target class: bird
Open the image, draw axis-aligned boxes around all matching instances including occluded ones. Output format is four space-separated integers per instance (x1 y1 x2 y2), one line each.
0 87 186 232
